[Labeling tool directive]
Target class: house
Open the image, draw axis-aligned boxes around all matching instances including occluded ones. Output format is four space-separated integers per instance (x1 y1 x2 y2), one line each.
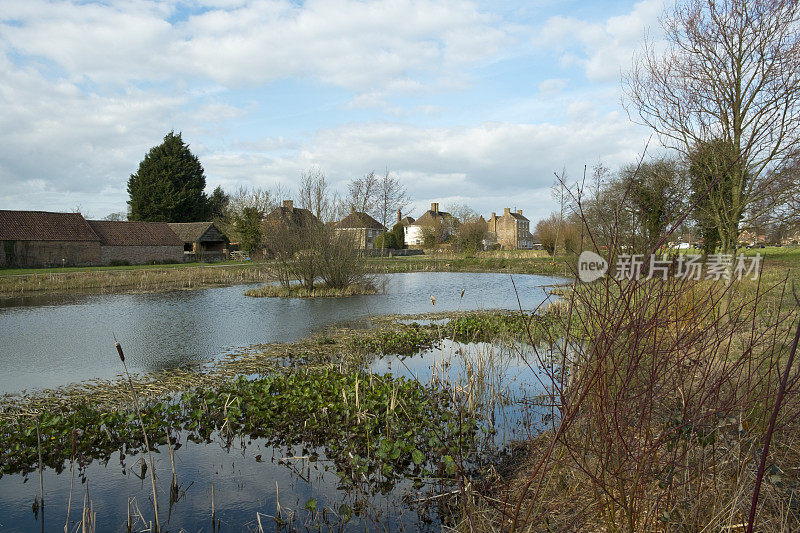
168 222 229 260
488 208 534 250
396 208 415 228
262 200 321 256
88 220 183 264
0 210 101 267
404 203 457 247
334 208 386 249
738 229 766 247
263 200 319 229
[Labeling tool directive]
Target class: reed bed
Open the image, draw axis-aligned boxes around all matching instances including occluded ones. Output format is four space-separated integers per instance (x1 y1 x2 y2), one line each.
0 264 271 298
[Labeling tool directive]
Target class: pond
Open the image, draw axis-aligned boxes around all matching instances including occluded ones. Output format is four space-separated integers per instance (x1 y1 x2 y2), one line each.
0 339 556 532
0 272 566 531
0 272 565 394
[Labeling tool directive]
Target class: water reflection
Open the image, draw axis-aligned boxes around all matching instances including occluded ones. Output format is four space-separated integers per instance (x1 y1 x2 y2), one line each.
0 273 565 394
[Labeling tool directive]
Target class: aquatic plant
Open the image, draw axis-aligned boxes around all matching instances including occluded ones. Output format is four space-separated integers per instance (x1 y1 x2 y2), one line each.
0 370 479 496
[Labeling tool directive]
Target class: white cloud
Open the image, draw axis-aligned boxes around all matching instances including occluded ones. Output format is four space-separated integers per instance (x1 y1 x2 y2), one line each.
533 0 664 82
2 0 510 94
538 77 568 94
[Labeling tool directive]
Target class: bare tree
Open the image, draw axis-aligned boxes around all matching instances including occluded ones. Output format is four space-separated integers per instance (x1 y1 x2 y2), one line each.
625 0 800 251
375 170 410 232
347 171 380 214
298 167 334 223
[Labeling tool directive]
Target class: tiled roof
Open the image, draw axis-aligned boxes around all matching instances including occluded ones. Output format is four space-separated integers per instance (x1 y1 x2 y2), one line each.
508 212 529 221
0 210 99 242
335 211 385 230
414 209 453 225
264 206 319 227
168 222 227 243
88 220 183 246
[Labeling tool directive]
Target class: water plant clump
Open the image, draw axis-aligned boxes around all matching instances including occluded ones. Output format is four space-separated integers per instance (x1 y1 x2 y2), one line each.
244 281 378 298
349 322 440 356
0 370 480 493
447 312 561 344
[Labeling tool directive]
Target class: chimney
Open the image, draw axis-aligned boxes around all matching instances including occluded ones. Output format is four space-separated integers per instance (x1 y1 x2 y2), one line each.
431 202 439 214
350 206 356 214
504 207 511 216
397 208 402 223
516 209 522 215
283 200 293 212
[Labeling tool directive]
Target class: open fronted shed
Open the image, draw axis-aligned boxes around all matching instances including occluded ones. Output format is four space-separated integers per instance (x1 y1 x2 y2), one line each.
168 222 229 260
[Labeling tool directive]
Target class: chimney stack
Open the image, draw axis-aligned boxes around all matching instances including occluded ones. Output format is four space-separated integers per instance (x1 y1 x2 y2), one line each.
283 200 293 212
504 207 511 215
397 208 402 223
350 206 356 214
517 209 522 215
431 202 439 214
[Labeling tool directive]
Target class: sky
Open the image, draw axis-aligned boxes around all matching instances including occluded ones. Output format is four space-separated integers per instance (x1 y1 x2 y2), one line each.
0 0 668 222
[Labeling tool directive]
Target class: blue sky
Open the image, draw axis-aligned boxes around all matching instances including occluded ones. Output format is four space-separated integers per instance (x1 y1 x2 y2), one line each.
0 0 667 222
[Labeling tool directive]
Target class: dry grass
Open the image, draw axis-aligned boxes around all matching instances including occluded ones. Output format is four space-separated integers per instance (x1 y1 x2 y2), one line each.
0 263 271 298
244 281 378 298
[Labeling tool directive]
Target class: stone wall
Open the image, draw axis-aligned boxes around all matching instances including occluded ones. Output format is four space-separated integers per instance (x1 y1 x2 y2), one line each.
99 245 183 265
0 240 100 267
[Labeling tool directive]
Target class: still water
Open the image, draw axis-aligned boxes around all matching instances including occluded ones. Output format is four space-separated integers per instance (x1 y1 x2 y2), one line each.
0 272 564 394
0 272 564 532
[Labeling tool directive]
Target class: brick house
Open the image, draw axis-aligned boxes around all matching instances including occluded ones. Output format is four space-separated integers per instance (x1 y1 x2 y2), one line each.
0 210 101 267
88 220 184 264
404 203 456 247
488 208 534 250
334 208 386 249
168 222 229 260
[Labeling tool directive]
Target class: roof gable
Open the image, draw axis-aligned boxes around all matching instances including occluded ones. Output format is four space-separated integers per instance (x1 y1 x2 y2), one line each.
414 210 454 225
0 210 99 242
168 222 227 243
335 211 385 230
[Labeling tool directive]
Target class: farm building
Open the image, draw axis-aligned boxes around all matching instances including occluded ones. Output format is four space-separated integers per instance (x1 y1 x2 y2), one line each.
168 222 229 260
0 210 101 267
87 220 183 264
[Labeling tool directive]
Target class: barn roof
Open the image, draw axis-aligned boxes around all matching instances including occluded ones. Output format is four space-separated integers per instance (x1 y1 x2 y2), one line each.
88 220 182 246
335 211 385 230
168 222 226 243
0 210 99 242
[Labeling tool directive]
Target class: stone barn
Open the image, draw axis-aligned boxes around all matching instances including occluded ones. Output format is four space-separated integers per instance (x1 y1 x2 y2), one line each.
0 210 101 267
168 222 229 260
87 220 184 265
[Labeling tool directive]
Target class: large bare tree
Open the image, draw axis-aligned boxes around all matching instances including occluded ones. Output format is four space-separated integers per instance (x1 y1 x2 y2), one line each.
375 169 410 231
346 171 379 214
625 0 800 251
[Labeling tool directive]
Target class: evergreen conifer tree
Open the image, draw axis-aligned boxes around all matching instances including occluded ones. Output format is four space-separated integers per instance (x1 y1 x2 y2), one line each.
127 132 210 222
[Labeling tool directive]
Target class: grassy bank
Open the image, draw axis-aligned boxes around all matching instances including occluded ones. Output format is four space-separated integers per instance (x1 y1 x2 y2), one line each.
0 252 569 298
0 261 271 298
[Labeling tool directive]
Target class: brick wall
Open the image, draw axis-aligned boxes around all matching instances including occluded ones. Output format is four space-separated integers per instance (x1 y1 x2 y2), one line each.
99 246 183 265
0 240 100 267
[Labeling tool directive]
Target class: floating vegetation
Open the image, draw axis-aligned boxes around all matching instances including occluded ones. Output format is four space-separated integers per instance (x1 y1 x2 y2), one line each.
0 370 479 493
349 322 440 356
446 311 562 345
244 281 378 298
